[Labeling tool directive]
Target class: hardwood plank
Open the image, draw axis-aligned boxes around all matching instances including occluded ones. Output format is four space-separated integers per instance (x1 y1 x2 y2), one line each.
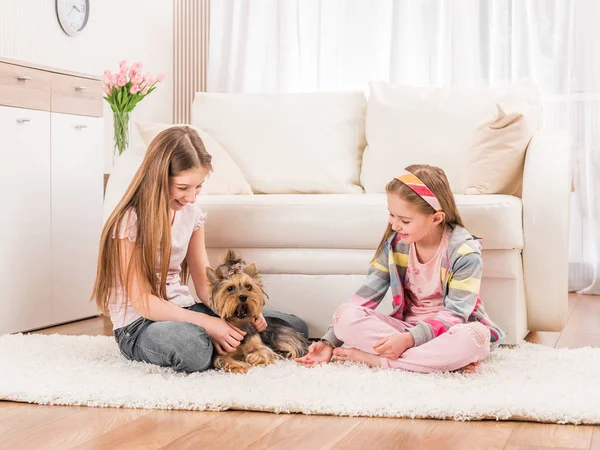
0 400 17 409
74 410 225 450
331 417 436 450
0 404 81 444
245 414 364 450
553 294 600 349
507 423 593 448
417 420 514 450
591 426 600 450
559 310 600 338
525 331 561 347
161 411 292 449
31 316 111 337
0 407 150 450
505 446 591 450
0 401 19 414
556 333 600 349
572 295 600 315
568 294 581 314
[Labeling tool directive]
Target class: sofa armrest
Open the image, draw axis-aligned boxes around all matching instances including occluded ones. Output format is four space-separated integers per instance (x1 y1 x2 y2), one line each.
522 129 572 331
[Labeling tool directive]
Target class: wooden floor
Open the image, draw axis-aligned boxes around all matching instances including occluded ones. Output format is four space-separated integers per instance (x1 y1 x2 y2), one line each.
1 293 600 450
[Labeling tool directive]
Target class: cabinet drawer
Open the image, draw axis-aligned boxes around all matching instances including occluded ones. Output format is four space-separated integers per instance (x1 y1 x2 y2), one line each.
0 62 52 111
51 74 103 117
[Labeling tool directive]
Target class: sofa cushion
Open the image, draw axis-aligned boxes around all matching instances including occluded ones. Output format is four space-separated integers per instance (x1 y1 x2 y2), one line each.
206 247 522 279
103 143 146 223
360 81 541 194
462 102 537 197
191 92 367 194
135 121 253 195
200 194 523 251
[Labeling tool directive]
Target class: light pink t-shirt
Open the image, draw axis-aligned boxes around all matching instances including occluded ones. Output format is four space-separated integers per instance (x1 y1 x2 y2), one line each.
108 202 207 330
403 226 452 326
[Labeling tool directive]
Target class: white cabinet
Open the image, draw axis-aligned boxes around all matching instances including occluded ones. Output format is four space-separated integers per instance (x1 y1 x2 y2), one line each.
0 106 52 333
51 113 103 323
0 58 103 334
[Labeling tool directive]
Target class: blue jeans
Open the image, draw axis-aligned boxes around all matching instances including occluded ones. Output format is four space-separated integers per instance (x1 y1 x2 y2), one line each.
114 303 309 373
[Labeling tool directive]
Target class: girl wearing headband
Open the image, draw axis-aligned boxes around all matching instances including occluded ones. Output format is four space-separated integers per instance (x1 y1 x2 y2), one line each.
296 164 505 373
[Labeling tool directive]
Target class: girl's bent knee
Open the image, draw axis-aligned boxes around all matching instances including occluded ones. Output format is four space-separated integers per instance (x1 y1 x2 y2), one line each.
172 323 214 372
455 322 491 363
468 322 491 346
333 303 365 323
332 304 367 342
449 322 491 347
180 354 213 372
175 339 214 372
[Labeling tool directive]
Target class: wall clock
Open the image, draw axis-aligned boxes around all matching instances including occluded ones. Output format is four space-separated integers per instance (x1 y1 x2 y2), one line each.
56 0 90 36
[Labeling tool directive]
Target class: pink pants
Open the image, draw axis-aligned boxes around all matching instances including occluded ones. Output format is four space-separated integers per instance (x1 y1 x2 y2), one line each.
332 304 491 373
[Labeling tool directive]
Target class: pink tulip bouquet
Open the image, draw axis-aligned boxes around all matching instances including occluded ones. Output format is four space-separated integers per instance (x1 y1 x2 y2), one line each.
103 60 165 155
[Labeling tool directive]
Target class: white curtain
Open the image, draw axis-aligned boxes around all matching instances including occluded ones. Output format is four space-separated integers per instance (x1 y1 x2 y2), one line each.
208 0 600 295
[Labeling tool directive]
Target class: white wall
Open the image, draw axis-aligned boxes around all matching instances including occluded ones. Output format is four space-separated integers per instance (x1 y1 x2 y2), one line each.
0 0 173 173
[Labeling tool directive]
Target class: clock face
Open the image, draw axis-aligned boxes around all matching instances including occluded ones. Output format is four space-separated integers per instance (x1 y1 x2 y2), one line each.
56 0 89 36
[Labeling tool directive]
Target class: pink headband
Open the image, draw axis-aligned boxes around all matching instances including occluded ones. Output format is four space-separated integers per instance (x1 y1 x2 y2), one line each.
395 170 442 212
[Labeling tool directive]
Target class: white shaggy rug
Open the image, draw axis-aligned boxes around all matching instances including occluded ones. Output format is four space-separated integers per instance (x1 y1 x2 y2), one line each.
1 333 599 424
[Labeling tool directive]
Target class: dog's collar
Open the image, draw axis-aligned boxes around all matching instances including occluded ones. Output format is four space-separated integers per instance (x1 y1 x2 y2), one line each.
228 262 244 275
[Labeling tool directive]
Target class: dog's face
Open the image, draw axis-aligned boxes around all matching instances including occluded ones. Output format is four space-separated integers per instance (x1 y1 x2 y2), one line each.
206 251 265 325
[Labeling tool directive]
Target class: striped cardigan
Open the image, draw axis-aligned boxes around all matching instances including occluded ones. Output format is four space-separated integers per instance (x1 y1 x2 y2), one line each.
322 225 506 350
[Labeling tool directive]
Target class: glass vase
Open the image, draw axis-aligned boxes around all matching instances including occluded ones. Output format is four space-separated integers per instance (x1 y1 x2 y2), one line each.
113 111 130 156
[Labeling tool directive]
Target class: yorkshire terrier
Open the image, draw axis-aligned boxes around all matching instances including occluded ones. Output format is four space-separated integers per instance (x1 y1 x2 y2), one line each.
206 250 309 374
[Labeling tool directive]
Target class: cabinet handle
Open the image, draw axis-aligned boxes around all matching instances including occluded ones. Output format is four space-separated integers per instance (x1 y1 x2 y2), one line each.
74 124 88 129
16 75 32 81
16 118 31 123
74 86 88 91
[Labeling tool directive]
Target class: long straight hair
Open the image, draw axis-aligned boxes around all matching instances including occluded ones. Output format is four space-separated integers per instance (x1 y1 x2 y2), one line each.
91 126 213 314
372 164 464 262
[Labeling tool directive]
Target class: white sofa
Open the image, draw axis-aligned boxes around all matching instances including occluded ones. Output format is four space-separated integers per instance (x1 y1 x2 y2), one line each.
105 82 572 345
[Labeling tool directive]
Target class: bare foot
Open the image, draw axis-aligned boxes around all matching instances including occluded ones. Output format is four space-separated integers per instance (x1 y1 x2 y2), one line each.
333 347 381 368
457 361 480 374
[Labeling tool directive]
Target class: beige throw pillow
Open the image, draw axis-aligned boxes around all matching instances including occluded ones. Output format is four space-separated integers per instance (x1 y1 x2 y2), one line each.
135 121 253 195
462 103 536 197
360 81 540 194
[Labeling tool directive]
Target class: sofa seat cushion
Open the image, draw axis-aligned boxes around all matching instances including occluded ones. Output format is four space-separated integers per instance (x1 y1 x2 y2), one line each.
206 247 523 279
201 194 523 251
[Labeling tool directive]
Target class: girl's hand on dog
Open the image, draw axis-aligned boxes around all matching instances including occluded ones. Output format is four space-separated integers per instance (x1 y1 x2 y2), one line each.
203 316 246 354
294 341 333 367
252 314 268 332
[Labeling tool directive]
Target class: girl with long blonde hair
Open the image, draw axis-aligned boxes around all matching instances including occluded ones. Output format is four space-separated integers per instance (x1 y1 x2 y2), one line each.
92 126 307 372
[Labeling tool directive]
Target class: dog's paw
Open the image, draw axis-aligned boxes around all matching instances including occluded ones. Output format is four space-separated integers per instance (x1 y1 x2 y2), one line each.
214 356 252 374
228 363 252 374
245 348 277 366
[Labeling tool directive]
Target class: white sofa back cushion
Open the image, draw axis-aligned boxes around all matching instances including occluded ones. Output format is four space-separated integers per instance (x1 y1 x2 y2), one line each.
191 92 367 194
361 81 541 193
103 143 146 224
135 122 253 195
